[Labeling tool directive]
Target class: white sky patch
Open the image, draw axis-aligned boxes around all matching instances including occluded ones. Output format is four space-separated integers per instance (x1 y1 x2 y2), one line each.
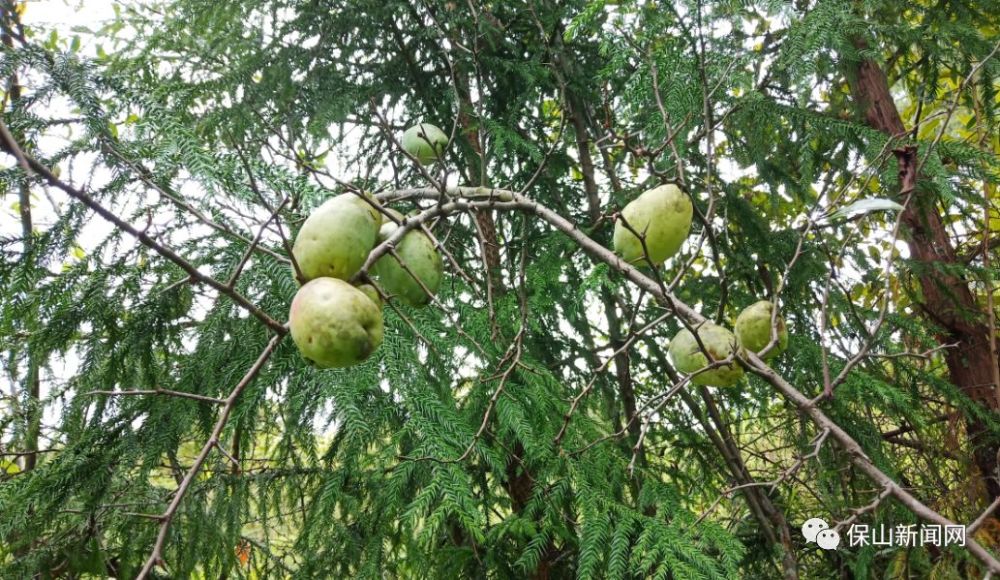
23 0 121 43
2 1 181 452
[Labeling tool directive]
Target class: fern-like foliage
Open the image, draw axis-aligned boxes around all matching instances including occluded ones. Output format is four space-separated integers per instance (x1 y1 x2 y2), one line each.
1 0 999 578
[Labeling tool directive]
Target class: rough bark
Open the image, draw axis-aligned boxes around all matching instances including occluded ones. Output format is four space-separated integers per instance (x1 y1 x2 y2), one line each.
848 40 1000 502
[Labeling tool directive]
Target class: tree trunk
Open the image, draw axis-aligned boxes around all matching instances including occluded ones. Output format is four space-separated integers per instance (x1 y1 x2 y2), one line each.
447 30 559 578
695 388 799 580
847 39 1000 502
1 0 41 474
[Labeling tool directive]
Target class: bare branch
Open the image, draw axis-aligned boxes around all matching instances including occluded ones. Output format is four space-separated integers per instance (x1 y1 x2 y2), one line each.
0 119 288 336
84 389 225 405
137 333 284 579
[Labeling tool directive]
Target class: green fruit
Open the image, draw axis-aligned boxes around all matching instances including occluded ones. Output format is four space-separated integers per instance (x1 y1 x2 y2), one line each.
292 193 382 282
668 323 744 387
355 283 383 309
401 123 448 165
613 184 693 265
381 207 405 224
735 300 788 360
289 278 384 368
373 221 443 306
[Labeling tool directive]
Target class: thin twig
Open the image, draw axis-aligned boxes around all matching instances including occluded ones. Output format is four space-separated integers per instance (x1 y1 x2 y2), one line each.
0 120 287 335
969 495 1000 536
136 333 283 579
85 389 225 405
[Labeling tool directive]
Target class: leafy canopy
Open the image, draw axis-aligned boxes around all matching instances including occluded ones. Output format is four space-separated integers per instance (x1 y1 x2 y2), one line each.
1 0 999 578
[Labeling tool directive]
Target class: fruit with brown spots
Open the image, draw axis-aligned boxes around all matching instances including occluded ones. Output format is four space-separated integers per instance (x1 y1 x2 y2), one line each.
289 278 384 368
292 193 382 282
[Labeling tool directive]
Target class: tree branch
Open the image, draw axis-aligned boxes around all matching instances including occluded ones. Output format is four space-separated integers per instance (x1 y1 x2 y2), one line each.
136 333 283 579
0 119 288 336
378 184 1000 573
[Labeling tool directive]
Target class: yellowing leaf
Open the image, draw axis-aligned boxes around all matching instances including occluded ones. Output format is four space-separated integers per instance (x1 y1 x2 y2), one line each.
834 198 904 219
71 245 86 260
236 541 251 566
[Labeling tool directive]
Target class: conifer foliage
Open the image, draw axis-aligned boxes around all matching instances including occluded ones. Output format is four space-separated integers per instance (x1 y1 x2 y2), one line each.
1 0 1000 577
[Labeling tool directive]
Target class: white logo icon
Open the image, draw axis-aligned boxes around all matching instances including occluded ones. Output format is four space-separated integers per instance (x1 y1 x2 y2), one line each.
801 518 829 543
816 529 841 550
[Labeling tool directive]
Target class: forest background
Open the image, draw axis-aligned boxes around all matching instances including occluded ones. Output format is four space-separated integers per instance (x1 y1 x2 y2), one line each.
1 0 1000 578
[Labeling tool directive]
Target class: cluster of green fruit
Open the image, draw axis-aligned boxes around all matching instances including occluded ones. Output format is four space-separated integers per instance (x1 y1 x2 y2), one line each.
611 184 789 387
287 123 448 368
286 122 786 380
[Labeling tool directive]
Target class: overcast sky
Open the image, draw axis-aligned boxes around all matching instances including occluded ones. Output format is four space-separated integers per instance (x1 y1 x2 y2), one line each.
23 0 118 32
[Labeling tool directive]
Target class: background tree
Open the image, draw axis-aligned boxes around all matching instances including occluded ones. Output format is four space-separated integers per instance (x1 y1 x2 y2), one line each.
1 0 999 578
